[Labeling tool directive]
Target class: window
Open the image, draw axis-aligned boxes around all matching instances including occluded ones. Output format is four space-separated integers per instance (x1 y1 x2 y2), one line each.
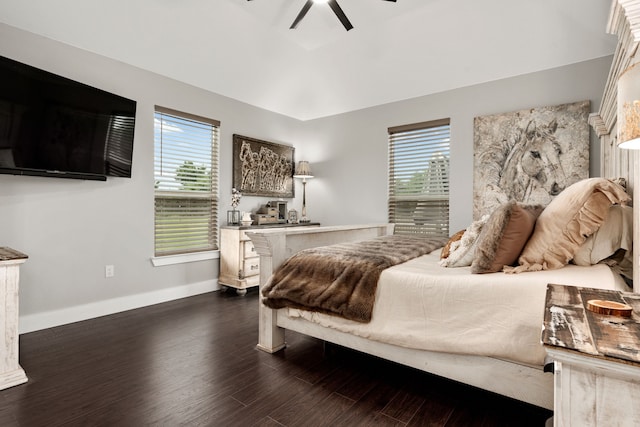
154 107 219 256
388 119 450 236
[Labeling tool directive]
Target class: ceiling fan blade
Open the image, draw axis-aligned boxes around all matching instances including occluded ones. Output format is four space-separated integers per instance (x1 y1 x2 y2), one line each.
290 0 314 29
328 0 353 31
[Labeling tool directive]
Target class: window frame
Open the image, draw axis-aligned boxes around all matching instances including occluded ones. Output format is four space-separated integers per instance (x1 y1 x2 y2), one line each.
153 106 220 259
388 118 451 237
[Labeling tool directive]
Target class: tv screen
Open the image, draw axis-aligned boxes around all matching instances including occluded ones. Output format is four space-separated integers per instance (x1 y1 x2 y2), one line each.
0 55 136 181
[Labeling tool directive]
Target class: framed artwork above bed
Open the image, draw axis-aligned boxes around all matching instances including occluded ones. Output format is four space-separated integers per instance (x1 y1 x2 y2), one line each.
472 100 590 219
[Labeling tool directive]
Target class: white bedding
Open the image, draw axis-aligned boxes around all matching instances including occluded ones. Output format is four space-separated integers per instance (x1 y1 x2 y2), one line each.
286 250 629 366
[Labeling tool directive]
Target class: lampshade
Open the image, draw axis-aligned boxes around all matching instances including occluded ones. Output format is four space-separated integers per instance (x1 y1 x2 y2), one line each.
293 161 314 179
618 62 640 149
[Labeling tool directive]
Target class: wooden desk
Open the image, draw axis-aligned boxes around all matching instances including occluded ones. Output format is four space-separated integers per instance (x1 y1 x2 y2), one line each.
219 223 320 295
542 284 640 426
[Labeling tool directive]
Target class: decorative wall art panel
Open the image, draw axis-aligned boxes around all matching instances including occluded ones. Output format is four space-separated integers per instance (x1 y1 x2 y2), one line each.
473 101 590 219
232 134 294 198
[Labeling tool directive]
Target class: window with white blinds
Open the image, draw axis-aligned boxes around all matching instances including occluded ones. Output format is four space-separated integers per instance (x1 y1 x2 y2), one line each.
388 119 450 236
154 107 219 256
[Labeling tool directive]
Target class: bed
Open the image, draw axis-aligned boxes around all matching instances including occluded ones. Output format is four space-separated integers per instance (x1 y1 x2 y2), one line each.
247 178 633 411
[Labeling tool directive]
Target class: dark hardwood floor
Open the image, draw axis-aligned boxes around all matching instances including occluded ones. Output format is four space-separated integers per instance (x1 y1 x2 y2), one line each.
0 289 552 426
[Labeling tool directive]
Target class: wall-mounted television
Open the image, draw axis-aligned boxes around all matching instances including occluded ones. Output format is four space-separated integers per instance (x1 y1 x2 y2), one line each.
0 55 136 181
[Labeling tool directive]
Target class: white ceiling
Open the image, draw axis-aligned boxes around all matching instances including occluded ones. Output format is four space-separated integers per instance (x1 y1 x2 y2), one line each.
0 0 618 120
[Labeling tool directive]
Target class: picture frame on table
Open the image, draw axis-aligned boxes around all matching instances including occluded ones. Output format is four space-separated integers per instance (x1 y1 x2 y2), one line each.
287 209 298 224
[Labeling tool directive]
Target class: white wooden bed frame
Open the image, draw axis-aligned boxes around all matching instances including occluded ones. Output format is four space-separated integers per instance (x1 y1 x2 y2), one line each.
248 224 554 410
247 1 640 413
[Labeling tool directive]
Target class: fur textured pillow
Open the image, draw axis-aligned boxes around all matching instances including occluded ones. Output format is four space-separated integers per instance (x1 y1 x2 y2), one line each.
471 202 544 274
439 214 489 267
440 229 465 259
505 178 630 273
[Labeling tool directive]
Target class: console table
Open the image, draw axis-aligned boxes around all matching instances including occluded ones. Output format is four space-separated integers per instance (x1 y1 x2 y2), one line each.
0 247 28 390
542 283 640 426
219 223 320 295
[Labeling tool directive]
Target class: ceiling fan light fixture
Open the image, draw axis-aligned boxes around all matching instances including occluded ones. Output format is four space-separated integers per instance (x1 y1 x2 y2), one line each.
250 0 395 31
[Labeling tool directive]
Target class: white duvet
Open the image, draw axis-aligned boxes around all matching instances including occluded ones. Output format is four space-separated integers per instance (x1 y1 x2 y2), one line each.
286 250 629 366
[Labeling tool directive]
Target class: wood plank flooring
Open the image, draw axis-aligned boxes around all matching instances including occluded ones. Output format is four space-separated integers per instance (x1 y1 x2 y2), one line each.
0 290 553 426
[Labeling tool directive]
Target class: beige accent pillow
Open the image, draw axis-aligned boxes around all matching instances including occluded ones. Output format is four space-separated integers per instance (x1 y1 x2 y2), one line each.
505 178 630 273
471 202 543 274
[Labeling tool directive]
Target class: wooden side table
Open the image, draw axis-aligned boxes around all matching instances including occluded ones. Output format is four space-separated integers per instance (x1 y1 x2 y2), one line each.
0 247 28 390
542 283 640 426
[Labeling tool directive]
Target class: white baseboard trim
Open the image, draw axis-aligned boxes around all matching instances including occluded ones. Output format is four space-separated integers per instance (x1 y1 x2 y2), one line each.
19 280 220 334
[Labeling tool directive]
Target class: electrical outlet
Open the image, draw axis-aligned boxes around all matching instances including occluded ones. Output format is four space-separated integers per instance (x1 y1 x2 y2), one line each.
105 265 115 278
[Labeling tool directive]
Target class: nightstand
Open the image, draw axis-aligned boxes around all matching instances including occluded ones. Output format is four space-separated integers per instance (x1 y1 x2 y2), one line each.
541 283 640 426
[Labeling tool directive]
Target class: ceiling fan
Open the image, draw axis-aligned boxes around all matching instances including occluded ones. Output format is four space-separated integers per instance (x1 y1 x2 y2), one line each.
247 0 397 31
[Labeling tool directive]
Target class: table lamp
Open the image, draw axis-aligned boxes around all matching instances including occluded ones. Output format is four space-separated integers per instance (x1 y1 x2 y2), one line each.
293 161 314 223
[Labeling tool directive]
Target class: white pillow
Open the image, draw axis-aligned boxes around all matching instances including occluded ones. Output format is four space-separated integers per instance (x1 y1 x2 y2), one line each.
573 204 633 265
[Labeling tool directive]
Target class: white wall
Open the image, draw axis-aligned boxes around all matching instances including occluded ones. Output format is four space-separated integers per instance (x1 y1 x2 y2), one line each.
0 23 611 332
0 23 305 332
300 57 611 233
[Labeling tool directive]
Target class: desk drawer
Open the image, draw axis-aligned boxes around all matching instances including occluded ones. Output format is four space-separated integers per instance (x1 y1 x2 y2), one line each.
242 257 260 278
243 241 257 258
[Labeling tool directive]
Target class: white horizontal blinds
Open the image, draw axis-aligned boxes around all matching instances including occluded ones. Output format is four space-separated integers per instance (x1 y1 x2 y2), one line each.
154 107 219 256
105 114 135 176
388 119 450 236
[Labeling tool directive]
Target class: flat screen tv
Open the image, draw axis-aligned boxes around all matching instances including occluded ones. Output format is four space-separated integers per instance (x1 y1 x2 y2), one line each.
0 55 136 181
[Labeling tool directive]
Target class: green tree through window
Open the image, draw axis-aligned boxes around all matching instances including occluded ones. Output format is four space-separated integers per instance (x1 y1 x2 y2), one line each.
175 161 211 192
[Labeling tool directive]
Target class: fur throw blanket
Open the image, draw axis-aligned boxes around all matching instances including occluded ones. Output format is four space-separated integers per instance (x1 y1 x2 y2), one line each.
261 235 448 322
